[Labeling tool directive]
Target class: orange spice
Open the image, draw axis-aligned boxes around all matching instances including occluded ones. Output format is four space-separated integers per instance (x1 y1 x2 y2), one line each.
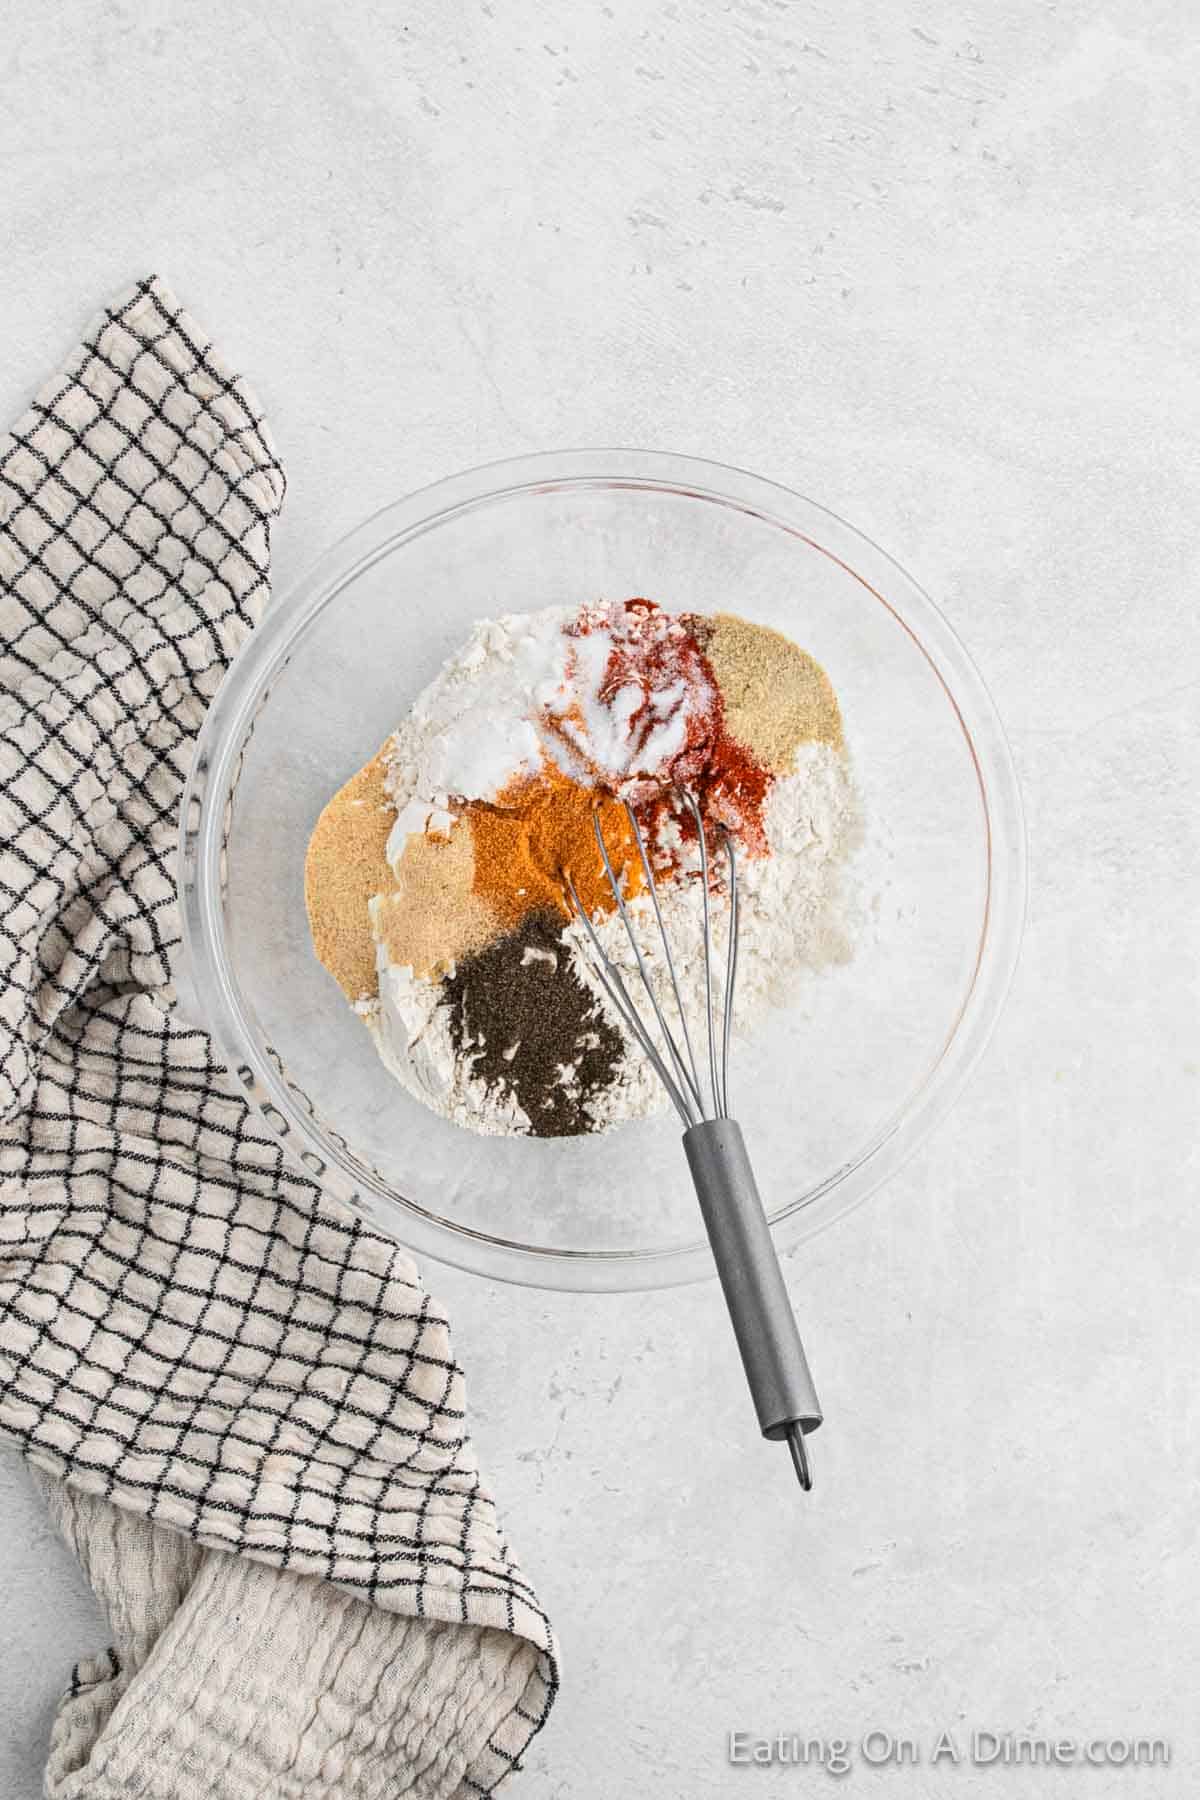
468 761 645 926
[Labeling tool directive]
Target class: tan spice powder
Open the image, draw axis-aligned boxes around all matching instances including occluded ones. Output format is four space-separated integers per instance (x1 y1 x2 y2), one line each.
374 823 501 980
304 747 396 1001
700 613 842 772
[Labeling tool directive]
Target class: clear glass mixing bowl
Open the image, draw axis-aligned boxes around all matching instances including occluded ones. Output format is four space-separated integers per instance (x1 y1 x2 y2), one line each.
178 451 1025 1290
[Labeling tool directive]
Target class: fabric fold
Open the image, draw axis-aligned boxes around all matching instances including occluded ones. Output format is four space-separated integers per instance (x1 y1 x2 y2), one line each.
0 277 555 1797
36 1473 542 1800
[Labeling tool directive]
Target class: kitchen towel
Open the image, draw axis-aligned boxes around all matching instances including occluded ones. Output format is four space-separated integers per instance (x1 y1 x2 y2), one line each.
0 277 555 1798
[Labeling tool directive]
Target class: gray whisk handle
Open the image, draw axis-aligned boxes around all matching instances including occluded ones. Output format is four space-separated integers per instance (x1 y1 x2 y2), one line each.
682 1118 823 1440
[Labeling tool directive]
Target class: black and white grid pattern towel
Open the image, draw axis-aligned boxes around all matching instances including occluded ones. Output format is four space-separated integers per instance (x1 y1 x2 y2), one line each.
0 278 555 1798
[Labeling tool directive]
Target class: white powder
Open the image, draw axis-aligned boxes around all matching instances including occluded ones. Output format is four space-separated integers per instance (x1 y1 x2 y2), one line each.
367 948 533 1136
538 607 715 796
384 607 573 854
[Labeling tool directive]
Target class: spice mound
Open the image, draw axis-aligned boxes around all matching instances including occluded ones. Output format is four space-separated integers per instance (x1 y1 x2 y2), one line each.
304 598 860 1138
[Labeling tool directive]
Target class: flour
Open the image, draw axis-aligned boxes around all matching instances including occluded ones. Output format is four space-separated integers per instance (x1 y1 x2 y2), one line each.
366 951 534 1136
384 608 573 852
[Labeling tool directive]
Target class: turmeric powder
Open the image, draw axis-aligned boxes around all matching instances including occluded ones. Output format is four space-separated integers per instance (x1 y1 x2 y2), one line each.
468 761 645 927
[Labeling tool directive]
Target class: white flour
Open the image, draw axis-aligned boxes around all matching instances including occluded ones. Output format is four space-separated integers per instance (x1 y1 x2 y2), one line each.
384 608 572 849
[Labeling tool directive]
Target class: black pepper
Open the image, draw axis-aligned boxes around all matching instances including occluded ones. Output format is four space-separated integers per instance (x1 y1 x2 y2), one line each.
441 909 625 1137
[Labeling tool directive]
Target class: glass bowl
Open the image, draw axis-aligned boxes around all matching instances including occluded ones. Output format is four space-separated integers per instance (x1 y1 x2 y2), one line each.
179 450 1025 1291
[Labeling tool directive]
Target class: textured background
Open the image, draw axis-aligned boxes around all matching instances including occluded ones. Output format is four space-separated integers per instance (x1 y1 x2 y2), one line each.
2 1 1197 1795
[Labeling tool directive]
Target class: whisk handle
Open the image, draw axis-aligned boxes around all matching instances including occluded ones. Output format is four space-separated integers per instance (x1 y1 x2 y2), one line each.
683 1118 823 1441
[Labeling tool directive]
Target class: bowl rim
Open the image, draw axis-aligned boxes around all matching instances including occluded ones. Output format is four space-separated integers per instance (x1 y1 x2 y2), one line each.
178 448 1027 1291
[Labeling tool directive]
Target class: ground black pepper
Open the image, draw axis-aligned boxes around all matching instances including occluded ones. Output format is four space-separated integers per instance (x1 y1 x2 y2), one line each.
441 909 625 1136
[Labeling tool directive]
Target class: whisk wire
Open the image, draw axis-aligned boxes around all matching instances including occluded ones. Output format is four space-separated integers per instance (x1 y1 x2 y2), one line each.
681 789 722 1120
624 803 706 1117
567 790 740 1131
564 870 696 1127
590 811 702 1126
720 827 739 1120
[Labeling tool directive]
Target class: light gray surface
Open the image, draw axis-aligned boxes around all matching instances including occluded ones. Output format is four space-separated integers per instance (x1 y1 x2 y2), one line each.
2 2 1197 1795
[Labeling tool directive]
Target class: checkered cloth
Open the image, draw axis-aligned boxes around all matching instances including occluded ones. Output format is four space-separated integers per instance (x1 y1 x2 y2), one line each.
0 278 555 1796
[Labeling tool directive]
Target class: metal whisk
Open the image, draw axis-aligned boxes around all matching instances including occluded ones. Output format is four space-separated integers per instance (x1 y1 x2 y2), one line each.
565 789 823 1491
